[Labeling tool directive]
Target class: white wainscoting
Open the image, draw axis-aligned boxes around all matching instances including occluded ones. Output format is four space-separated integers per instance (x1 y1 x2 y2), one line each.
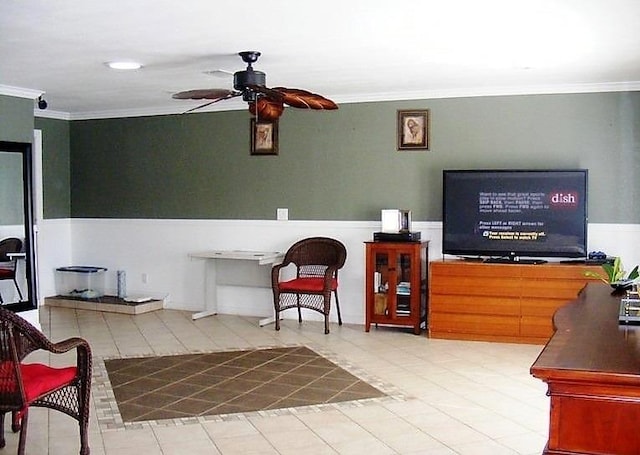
37 218 73 305
0 225 24 239
34 218 640 326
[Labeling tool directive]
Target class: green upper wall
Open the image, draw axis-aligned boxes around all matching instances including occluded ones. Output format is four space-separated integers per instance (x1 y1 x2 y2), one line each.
0 152 24 224
0 95 34 142
67 91 640 223
2 92 637 223
0 95 33 224
0 96 70 220
34 117 71 219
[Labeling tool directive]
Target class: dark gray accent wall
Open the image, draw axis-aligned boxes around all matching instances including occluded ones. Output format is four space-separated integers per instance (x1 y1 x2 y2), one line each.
34 117 71 219
60 91 639 222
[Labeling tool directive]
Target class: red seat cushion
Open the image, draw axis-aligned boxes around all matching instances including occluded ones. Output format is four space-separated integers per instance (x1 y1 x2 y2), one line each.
0 268 14 278
278 277 338 292
20 363 77 403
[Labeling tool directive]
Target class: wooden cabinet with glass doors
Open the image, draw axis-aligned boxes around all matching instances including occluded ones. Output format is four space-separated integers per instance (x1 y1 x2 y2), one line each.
365 241 428 334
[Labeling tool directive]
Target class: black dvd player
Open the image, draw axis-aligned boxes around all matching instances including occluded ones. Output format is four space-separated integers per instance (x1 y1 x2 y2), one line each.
373 231 421 242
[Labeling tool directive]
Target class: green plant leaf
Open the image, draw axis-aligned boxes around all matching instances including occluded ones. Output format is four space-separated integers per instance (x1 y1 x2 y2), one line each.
601 263 615 282
584 270 608 284
587 258 638 284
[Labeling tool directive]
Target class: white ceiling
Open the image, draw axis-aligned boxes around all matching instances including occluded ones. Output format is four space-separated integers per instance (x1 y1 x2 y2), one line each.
2 0 639 120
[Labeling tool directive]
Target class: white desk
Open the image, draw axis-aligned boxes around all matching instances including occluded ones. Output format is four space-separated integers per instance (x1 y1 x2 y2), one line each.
189 250 283 324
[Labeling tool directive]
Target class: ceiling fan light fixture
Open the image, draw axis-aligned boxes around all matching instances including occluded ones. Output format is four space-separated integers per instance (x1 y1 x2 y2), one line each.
106 61 143 70
233 69 266 92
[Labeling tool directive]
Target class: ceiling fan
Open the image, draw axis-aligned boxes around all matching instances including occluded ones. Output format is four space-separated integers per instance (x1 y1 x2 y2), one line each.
172 51 338 120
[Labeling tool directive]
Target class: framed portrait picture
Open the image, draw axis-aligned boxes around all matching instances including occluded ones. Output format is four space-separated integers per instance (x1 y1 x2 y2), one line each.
397 109 430 150
250 118 278 155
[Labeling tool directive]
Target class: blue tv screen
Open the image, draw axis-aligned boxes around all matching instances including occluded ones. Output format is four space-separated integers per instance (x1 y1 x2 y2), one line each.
442 169 588 260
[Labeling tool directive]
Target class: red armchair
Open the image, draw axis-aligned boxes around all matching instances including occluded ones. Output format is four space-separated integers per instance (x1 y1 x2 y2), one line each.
0 238 23 303
272 237 347 334
0 307 92 455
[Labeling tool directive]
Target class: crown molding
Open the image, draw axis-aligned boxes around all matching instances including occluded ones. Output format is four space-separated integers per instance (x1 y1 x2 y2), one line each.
34 109 71 120
10 81 640 121
336 81 640 104
0 84 43 99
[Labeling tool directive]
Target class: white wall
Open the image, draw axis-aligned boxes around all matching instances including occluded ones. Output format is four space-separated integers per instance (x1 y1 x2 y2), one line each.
34 218 640 325
0 224 24 239
37 218 73 303
58 219 442 324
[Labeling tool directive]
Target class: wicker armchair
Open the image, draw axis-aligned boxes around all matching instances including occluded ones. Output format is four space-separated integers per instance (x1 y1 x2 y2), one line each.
0 238 23 304
271 237 347 334
0 307 92 455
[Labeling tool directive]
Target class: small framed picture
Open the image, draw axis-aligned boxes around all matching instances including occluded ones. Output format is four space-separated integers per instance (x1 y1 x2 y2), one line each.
250 118 278 155
397 109 429 150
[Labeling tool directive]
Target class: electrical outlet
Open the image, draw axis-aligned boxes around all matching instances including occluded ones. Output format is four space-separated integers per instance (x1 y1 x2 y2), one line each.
277 208 288 221
141 273 148 284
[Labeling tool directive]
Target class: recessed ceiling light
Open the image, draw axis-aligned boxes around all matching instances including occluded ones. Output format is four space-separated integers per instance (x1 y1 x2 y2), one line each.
106 61 142 70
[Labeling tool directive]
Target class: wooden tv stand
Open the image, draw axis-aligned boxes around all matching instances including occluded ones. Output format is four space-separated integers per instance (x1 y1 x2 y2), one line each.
429 260 602 344
531 283 640 454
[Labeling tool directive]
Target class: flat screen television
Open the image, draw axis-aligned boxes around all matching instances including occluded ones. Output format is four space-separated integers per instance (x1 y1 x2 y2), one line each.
442 169 588 262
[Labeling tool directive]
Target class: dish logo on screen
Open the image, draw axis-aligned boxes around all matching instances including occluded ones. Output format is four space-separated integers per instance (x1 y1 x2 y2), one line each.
549 191 578 207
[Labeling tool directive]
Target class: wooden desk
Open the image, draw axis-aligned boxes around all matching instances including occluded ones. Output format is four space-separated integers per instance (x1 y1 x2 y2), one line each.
530 283 640 455
189 250 283 324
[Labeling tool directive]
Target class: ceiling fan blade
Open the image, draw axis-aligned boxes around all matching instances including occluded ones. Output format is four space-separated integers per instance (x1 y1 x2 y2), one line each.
272 87 338 110
249 98 285 121
176 92 241 114
172 88 237 100
181 99 220 114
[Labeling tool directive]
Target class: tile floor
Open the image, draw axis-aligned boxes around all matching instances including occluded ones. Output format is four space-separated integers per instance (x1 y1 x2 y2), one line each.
8 306 550 454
